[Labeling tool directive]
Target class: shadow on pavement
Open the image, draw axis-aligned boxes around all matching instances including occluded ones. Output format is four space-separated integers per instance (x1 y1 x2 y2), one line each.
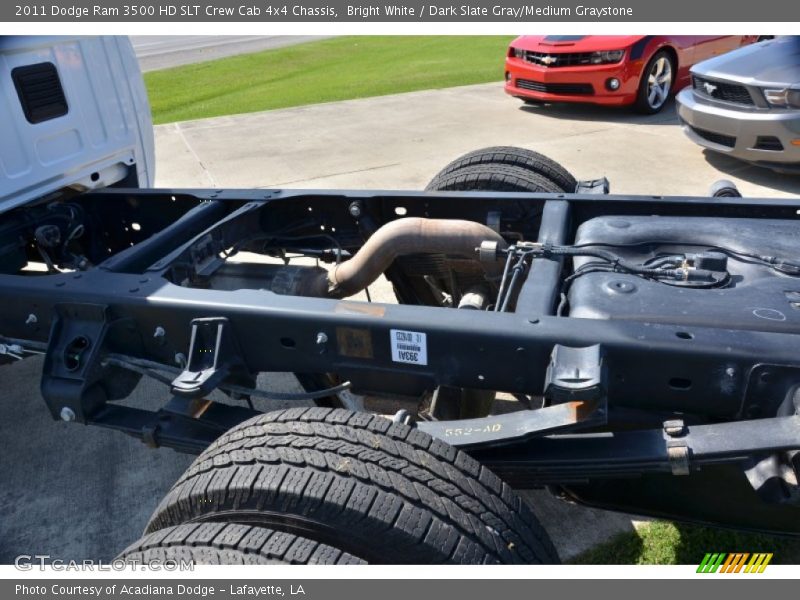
521 489 645 562
0 355 643 563
702 150 800 195
0 356 193 563
517 98 679 126
0 357 311 562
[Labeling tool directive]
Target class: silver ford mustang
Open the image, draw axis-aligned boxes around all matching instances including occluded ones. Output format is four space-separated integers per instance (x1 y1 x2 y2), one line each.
676 36 800 174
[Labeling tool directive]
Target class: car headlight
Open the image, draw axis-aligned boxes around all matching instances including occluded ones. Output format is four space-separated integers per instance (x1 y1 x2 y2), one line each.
511 47 526 59
590 50 625 64
763 88 800 108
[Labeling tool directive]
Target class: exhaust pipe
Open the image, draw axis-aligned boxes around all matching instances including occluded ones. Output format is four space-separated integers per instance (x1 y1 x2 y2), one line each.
327 217 507 298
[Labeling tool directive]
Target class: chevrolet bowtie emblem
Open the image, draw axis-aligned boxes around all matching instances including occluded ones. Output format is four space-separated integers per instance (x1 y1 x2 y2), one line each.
703 82 718 95
540 55 558 65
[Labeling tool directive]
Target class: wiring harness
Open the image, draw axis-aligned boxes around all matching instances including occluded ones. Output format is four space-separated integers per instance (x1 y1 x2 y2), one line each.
485 240 800 315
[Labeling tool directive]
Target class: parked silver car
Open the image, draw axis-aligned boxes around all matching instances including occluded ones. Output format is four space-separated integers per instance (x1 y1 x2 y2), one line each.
676 36 800 173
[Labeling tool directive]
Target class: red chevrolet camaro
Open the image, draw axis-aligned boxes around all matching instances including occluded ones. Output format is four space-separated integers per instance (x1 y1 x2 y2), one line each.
505 35 764 114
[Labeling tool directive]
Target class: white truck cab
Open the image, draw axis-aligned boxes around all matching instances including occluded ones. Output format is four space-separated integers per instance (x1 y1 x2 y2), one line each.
0 36 154 213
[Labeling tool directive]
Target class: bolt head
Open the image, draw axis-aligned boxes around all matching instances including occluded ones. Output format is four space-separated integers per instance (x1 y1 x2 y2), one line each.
663 419 685 437
60 407 76 422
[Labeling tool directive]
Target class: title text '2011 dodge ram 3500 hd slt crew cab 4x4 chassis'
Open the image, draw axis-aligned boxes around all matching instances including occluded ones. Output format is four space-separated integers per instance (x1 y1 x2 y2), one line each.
3 36 800 565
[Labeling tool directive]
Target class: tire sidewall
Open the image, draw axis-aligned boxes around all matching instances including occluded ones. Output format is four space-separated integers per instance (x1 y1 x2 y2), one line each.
634 50 674 114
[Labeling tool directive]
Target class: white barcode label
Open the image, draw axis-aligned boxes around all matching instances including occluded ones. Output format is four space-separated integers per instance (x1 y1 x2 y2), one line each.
390 329 428 365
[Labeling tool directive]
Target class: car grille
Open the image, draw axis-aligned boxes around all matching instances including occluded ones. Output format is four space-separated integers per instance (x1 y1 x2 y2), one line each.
516 79 594 95
521 51 615 68
692 76 754 106
689 125 737 148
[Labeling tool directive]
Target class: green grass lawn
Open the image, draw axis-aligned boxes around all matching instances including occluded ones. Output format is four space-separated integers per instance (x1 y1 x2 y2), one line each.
145 36 511 124
573 521 800 565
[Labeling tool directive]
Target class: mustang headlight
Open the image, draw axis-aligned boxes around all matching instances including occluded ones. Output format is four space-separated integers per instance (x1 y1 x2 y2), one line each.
763 88 800 108
590 49 625 64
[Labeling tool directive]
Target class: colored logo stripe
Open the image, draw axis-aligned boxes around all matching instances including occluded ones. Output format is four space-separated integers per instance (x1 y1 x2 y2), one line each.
745 553 773 573
697 553 725 573
697 553 773 573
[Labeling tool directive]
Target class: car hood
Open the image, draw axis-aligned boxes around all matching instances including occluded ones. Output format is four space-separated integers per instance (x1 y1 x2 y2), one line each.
511 35 645 53
692 36 800 88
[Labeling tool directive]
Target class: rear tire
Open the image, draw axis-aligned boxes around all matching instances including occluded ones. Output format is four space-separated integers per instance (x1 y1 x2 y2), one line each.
118 522 365 565
426 164 566 195
426 146 576 193
424 149 575 417
144 408 559 564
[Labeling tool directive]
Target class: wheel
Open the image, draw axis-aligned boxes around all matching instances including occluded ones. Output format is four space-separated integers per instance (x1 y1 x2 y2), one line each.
118 522 365 565
709 179 742 198
424 155 571 418
634 50 675 114
426 146 576 193
426 163 567 195
144 408 559 564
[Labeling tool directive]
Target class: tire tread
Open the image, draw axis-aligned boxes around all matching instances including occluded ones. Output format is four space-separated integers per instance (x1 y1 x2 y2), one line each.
426 147 576 192
119 522 365 565
145 408 558 564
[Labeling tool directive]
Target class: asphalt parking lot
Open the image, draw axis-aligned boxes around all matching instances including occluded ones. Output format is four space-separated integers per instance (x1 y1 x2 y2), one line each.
2 82 799 565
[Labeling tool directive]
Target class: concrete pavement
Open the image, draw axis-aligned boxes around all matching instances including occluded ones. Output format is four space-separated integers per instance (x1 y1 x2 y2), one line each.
0 359 311 563
3 82 799 566
153 81 800 196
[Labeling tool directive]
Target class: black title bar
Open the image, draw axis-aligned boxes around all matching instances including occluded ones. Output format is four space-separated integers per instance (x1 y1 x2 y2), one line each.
4 0 798 21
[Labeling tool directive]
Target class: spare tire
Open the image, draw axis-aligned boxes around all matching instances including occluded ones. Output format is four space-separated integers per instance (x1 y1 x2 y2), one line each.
426 146 576 193
118 522 365 565
144 408 559 564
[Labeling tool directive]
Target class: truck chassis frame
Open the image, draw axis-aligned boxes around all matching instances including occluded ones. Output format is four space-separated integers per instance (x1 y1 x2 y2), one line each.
3 185 800 535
